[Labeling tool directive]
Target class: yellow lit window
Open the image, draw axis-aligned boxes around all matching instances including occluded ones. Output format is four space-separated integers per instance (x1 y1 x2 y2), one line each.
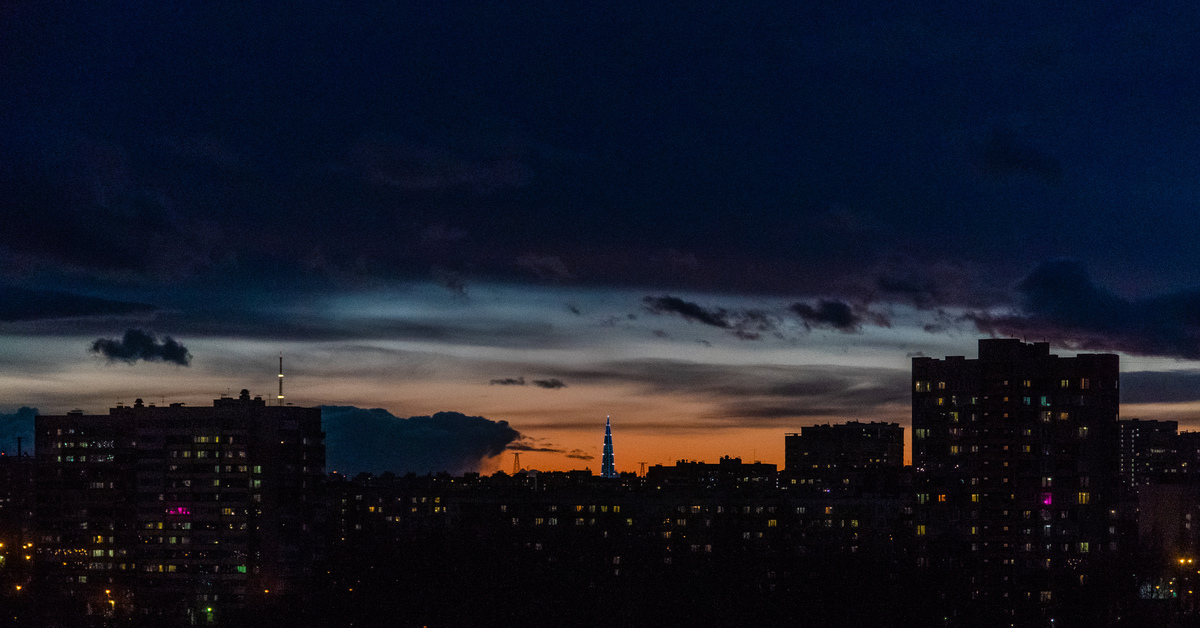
916 525 927 536
1078 492 1090 505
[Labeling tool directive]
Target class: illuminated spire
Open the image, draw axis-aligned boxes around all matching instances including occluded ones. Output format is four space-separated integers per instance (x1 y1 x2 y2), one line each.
601 415 616 478
278 354 284 406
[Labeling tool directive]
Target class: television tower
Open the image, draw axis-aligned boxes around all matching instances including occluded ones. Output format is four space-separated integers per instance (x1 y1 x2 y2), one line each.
277 354 285 406
601 415 617 478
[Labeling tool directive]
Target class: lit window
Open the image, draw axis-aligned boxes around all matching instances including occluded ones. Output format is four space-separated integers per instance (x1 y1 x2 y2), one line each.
916 525 927 536
1061 380 1070 388
1078 542 1089 553
915 381 931 393
1080 378 1090 390
1078 492 1090 505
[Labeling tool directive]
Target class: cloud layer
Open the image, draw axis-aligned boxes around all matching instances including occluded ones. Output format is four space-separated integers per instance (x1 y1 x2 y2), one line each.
321 406 520 475
91 329 191 365
969 260 1200 359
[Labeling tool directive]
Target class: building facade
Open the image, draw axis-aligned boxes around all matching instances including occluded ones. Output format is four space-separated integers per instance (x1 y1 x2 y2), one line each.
912 339 1121 623
34 390 324 624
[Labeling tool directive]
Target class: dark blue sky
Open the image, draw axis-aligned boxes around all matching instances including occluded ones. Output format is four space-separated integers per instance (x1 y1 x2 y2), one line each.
5 1 1200 470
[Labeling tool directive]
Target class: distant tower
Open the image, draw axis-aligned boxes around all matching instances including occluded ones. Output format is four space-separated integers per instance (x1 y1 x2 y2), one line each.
277 354 285 406
601 416 617 478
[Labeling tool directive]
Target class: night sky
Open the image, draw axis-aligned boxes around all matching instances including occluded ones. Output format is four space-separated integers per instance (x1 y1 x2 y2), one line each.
5 2 1200 473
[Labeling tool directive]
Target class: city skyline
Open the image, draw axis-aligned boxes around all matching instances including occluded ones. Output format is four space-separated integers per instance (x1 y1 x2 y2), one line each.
8 3 1200 473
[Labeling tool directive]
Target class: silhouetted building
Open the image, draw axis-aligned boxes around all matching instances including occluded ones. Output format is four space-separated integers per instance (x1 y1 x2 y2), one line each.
646 457 777 489
912 338 1121 623
320 466 914 627
1118 419 1183 492
34 390 324 624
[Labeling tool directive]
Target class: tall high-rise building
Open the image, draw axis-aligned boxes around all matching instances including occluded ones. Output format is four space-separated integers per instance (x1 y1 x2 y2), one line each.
912 339 1121 621
601 416 616 478
34 389 324 624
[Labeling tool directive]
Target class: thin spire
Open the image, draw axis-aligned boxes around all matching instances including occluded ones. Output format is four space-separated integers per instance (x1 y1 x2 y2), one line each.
278 354 285 406
601 415 617 478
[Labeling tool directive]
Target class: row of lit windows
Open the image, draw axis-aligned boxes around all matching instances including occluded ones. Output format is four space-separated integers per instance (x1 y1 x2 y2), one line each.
56 455 115 463
170 450 247 459
917 492 1091 505
53 441 115 449
916 379 1096 393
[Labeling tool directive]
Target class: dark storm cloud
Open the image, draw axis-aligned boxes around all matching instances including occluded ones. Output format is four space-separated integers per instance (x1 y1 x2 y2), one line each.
9 2 1200 335
321 406 520 475
0 286 155 321
566 449 594 461
91 329 191 365
0 407 37 457
642 296 784 341
1121 371 1200 404
532 378 567 389
790 300 863 332
489 377 526 386
643 296 730 328
968 260 1200 359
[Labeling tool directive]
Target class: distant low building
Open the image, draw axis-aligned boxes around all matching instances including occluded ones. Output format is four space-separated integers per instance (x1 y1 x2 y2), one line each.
1118 419 1183 492
646 457 776 489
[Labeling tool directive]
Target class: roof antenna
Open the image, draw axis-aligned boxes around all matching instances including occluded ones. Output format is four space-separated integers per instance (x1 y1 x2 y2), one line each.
278 354 285 406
